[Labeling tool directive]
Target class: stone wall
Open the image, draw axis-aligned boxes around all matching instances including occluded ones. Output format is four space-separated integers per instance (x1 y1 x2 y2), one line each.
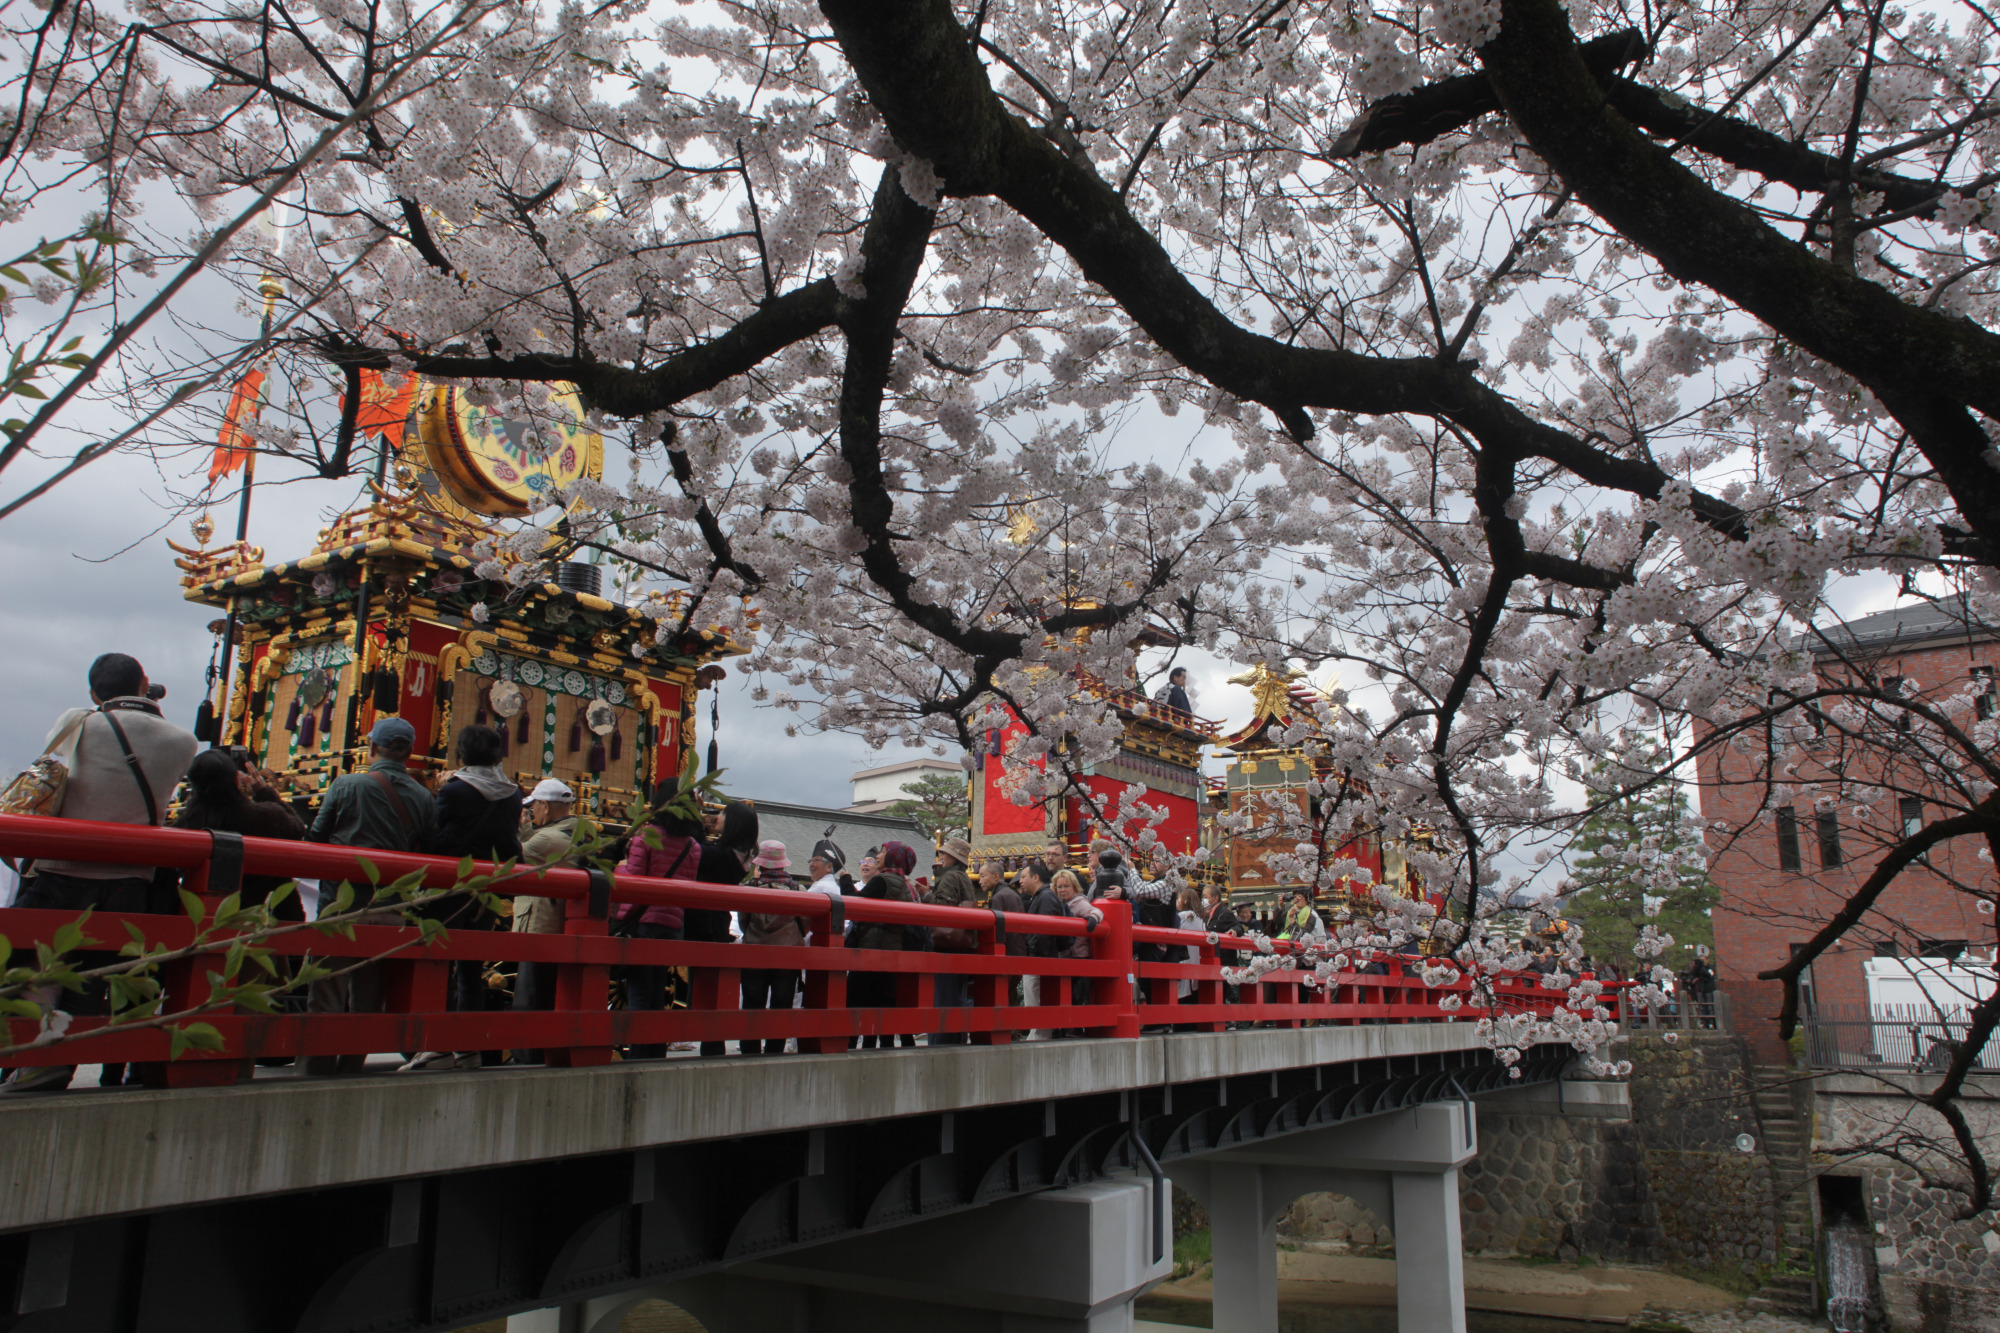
1274 1034 1786 1280
1279 1189 1394 1254
1459 1112 1659 1261
1817 1073 2000 1333
1624 1033 1785 1276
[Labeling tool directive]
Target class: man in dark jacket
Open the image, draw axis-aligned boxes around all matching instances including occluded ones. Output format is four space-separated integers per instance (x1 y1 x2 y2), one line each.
691 800 757 1056
980 860 1026 1017
1203 886 1244 1020
309 717 436 855
402 724 521 1072
305 716 435 1076
1020 861 1065 1038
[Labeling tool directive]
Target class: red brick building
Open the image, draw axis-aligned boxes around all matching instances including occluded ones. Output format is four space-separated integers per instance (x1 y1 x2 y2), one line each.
1698 602 1999 1064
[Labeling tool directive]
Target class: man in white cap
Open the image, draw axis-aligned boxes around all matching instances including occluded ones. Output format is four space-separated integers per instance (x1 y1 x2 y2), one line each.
520 779 580 876
501 778 578 1064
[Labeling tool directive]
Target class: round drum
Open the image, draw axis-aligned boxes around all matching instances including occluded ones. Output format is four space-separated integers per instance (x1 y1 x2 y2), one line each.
415 383 603 517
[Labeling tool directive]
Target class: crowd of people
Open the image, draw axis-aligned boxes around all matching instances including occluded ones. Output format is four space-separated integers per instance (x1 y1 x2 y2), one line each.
0 653 1368 1093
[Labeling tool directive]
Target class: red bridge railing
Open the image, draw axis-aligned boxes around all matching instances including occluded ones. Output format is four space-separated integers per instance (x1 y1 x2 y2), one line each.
0 814 1589 1086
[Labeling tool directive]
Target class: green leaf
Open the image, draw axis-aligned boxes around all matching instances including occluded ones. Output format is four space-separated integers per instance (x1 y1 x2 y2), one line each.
230 989 280 1015
59 337 80 352
1 266 26 284
179 1023 226 1052
12 384 47 400
179 888 205 926
355 855 381 887
49 913 96 957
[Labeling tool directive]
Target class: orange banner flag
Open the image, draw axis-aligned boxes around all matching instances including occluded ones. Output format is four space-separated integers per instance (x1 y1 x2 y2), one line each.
208 368 267 482
354 368 418 448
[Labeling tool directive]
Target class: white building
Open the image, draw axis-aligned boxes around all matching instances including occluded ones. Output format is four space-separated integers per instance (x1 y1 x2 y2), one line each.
847 758 964 814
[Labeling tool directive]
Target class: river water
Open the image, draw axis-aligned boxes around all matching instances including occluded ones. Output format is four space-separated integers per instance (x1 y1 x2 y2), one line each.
1134 1294 1630 1331
485 1294 1627 1331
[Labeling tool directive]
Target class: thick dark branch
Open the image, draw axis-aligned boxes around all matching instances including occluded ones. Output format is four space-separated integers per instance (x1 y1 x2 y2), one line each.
1330 25 1979 224
1756 795 2000 1035
1480 0 2000 557
1930 1093 1995 1218
819 0 1750 548
1518 547 1630 592
832 168 1024 664
1603 82 1976 223
1328 28 1647 158
322 277 845 418
319 360 363 477
661 420 764 591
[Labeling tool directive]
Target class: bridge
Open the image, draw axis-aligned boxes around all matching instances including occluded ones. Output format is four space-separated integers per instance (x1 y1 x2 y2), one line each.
0 815 1610 1333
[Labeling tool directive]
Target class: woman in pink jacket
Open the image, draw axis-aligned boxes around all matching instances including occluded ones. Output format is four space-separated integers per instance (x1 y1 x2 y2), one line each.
620 809 701 1058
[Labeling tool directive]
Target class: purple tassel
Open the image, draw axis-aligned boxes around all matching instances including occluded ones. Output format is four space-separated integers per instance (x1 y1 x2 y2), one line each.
587 739 606 773
299 711 316 747
320 698 334 734
475 707 487 725
569 721 582 753
285 696 301 730
518 713 530 743
498 724 510 758
610 729 622 762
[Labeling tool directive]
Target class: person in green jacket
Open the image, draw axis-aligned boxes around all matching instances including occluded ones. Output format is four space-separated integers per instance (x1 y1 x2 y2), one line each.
926 837 977 1044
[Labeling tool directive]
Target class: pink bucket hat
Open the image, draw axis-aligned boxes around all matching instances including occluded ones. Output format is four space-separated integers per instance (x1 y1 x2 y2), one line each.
752 839 791 870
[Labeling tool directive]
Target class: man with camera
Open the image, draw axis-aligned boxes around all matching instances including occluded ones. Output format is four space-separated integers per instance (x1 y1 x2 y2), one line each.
3 654 198 1094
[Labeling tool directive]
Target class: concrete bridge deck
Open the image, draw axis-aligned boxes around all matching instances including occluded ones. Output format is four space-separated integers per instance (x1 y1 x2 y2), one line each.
0 1025 1577 1333
0 1023 1510 1234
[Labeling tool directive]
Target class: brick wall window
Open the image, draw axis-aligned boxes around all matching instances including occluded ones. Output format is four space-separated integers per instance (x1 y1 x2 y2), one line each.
1818 809 1843 868
1776 806 1802 871
1900 796 1924 838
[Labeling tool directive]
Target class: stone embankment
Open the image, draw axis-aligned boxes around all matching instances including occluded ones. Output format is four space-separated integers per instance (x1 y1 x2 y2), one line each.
1273 1033 1795 1287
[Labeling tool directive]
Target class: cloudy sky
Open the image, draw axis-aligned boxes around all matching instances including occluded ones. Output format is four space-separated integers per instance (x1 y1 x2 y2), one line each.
0 434 1278 813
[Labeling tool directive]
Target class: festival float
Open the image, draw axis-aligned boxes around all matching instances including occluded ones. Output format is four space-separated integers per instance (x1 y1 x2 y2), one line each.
170 376 741 819
1212 664 1403 912
967 633 1221 868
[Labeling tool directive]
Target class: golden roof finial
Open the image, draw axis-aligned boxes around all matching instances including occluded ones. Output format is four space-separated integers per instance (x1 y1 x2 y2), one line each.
1226 662 1301 721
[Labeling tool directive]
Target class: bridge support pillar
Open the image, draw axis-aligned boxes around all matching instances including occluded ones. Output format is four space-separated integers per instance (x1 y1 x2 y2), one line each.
1169 1101 1476 1333
1391 1167 1466 1333
562 1177 1167 1332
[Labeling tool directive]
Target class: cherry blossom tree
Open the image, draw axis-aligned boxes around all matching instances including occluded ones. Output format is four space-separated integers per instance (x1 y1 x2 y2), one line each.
24 0 2000 1209
0 0 522 516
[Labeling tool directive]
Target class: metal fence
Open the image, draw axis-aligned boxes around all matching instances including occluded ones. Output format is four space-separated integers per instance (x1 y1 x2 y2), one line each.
1620 991 1732 1034
1803 1002 2000 1072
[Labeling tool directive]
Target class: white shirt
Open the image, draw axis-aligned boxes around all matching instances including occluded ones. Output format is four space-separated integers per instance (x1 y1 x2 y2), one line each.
804 872 842 943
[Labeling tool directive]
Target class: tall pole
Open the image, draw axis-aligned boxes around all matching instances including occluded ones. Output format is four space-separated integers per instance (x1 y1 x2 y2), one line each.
207 274 280 749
